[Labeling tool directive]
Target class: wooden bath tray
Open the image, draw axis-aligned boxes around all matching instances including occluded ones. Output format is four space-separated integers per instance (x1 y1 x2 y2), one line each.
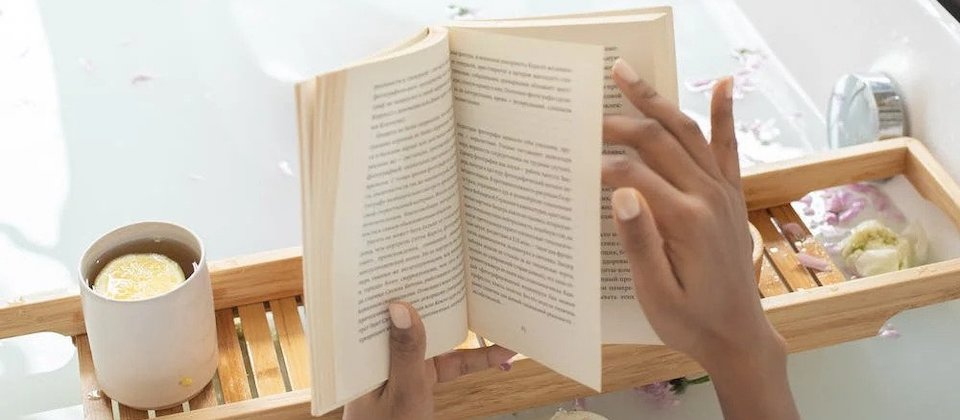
3 138 960 419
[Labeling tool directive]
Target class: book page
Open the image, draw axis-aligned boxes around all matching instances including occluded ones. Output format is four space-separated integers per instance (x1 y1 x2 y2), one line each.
299 27 468 414
449 28 603 390
452 12 677 344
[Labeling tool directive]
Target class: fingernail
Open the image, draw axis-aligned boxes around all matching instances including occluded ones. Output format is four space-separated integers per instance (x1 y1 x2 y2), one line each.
499 362 512 372
612 188 641 221
612 58 639 84
724 77 734 99
388 303 411 329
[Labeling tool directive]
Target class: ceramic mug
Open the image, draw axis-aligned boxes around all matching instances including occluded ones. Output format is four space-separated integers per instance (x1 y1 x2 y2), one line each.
78 221 219 410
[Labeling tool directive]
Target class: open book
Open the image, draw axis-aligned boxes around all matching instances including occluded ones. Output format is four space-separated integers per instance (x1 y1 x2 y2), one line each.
295 7 678 415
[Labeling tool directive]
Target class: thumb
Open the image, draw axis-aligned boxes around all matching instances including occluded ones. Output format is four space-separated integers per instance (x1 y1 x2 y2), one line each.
385 302 429 396
611 188 682 303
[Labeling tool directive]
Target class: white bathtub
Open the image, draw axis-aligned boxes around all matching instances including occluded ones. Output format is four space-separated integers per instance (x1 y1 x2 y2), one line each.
2 0 959 418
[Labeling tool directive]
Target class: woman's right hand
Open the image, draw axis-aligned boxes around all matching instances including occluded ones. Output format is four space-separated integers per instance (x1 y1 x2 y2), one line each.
604 59 799 420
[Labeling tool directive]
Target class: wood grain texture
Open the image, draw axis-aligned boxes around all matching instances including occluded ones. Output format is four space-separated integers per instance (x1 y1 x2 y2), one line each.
768 205 845 285
904 140 960 229
750 210 819 291
74 335 115 420
215 309 252 403
270 298 311 390
210 248 303 311
155 404 183 417
0 294 83 340
238 303 287 396
757 254 790 297
118 405 147 420
742 138 907 210
187 382 218 411
0 248 303 340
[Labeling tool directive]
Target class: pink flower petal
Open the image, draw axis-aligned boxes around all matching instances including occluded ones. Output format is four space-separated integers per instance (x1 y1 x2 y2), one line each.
796 252 830 271
826 195 845 213
130 74 154 85
781 222 805 241
684 78 717 92
824 212 839 225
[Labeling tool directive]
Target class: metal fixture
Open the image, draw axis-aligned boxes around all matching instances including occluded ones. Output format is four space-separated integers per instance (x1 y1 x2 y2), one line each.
826 73 907 149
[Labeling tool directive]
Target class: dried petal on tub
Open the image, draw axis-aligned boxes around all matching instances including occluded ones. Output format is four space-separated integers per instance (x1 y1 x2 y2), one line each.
130 74 154 85
684 78 716 92
731 48 767 68
446 4 476 20
78 57 94 73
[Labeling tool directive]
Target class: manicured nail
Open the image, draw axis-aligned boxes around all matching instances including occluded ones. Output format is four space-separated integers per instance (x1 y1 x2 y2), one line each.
724 77 734 99
499 362 512 372
612 58 639 84
388 303 411 329
612 188 641 221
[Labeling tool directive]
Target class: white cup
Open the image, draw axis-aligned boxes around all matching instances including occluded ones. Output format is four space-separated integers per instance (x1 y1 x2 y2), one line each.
79 221 219 410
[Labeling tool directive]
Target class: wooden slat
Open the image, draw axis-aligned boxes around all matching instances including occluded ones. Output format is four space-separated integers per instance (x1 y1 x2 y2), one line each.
74 335 114 420
215 309 252 403
210 248 303 311
238 303 286 396
905 140 960 229
269 297 310 390
768 205 845 285
1 294 83 340
118 405 147 420
187 382 218 411
742 138 907 210
155 404 183 417
0 247 303 340
173 258 960 420
758 254 790 297
749 210 820 291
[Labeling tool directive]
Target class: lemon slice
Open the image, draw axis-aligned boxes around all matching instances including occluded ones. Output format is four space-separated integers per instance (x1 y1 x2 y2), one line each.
93 253 186 300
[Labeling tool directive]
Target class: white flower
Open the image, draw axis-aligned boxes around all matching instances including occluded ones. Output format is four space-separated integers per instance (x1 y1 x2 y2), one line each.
840 219 925 276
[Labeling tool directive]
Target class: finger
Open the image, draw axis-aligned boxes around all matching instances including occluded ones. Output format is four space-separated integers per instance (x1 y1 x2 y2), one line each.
603 115 712 192
385 302 429 395
433 345 516 383
602 154 683 217
709 77 742 187
611 58 722 179
611 188 683 299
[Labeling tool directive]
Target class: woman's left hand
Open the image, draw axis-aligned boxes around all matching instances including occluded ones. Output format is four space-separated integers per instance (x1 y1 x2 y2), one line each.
343 302 516 420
